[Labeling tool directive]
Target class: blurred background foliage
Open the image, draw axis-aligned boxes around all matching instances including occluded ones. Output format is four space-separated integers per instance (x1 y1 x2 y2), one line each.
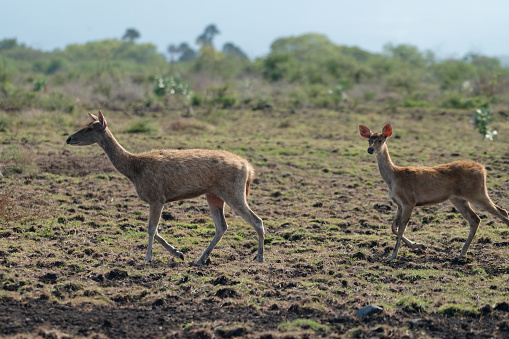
0 24 507 115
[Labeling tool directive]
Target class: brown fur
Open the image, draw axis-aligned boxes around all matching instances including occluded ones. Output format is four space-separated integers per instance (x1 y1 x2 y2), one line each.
360 124 509 261
67 111 264 266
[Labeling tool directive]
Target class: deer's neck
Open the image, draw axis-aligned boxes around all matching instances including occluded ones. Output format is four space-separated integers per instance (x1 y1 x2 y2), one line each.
376 144 396 189
98 129 137 181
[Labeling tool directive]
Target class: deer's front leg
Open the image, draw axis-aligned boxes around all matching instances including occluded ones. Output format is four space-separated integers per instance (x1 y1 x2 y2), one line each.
391 204 425 250
145 203 163 263
388 204 414 261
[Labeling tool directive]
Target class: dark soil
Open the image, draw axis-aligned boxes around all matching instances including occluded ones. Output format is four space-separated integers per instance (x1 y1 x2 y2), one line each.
2 297 509 338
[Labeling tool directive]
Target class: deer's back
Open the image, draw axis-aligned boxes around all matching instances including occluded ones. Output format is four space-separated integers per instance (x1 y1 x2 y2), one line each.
393 160 486 205
130 149 253 203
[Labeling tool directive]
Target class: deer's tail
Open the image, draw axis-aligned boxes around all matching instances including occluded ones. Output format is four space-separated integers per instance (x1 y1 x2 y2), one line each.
245 164 255 198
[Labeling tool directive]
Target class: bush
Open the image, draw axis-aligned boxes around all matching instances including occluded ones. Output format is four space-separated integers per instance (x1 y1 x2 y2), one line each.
205 85 237 109
190 92 203 106
441 92 485 109
473 104 497 140
125 119 157 134
0 114 10 132
33 78 47 91
153 74 190 97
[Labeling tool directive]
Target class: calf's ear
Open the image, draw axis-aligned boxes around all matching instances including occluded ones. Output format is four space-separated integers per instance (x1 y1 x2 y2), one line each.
359 125 371 139
382 124 392 138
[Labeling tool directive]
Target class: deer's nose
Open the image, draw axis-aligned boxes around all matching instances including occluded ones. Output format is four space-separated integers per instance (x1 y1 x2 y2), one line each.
66 136 72 144
367 147 374 154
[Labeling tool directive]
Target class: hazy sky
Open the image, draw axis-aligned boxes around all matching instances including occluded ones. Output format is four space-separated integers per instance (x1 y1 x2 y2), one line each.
1 0 508 59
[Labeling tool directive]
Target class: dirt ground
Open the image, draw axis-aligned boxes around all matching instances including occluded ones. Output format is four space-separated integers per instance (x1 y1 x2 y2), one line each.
2 295 509 338
2 108 509 338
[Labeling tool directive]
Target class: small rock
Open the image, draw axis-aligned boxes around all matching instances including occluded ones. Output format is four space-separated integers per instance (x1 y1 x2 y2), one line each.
408 318 422 328
355 305 383 318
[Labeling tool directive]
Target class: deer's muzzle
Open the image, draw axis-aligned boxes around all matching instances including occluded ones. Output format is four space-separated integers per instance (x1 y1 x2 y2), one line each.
367 147 374 154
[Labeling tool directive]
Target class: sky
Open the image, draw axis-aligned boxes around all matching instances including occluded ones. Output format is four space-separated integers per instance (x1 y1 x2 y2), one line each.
1 0 508 60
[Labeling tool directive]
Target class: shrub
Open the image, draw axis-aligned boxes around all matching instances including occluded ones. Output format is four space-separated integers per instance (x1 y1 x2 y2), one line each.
125 119 157 134
33 78 47 92
0 114 10 132
205 85 237 109
190 92 203 106
441 92 485 109
473 104 497 140
153 74 190 97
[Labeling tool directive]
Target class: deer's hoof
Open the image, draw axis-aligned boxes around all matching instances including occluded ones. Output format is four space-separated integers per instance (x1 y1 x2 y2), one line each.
176 252 184 260
194 258 210 266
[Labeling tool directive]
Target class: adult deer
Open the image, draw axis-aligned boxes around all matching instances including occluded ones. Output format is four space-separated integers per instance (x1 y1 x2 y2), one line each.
66 111 264 266
359 124 509 261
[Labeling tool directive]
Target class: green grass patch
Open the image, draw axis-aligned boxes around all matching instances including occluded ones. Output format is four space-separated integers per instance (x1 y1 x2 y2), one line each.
279 318 330 334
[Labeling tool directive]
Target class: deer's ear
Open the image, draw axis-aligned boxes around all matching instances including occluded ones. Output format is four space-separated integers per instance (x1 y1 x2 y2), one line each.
88 112 98 121
359 125 371 139
98 111 108 128
382 124 392 138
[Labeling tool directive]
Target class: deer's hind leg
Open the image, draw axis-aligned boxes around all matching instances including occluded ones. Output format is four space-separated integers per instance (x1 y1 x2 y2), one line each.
223 190 265 263
469 192 509 227
451 198 481 257
195 194 229 266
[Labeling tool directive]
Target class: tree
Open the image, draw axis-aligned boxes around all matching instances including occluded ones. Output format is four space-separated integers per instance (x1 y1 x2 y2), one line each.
168 44 180 63
196 24 220 47
178 43 198 62
0 38 18 50
222 42 249 60
382 43 426 68
122 28 141 42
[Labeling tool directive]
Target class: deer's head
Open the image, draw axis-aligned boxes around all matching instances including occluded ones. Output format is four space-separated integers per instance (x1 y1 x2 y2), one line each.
66 111 108 146
359 124 392 154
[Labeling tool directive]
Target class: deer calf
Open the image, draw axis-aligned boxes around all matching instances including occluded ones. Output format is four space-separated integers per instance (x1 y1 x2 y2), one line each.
359 124 509 261
66 111 264 266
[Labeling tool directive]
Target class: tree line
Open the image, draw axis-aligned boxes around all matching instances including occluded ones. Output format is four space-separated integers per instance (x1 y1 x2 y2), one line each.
0 24 508 112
